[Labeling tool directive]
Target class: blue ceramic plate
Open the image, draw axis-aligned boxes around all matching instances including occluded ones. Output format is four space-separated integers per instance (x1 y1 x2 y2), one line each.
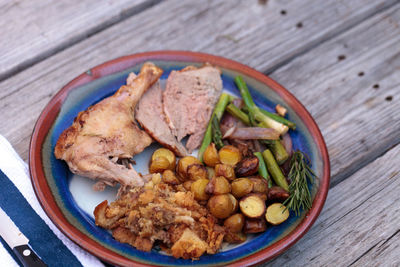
29 51 330 266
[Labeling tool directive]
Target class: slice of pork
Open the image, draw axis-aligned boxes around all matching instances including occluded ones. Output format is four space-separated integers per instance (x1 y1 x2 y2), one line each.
133 73 188 157
163 65 223 152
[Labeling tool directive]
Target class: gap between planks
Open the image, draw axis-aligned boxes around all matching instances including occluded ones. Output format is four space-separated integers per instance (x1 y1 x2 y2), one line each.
0 0 162 83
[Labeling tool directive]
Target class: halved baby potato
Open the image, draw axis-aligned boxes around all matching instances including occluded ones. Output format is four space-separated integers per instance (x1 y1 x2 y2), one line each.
218 145 242 166
177 156 202 180
239 194 266 218
151 148 176 170
265 203 289 225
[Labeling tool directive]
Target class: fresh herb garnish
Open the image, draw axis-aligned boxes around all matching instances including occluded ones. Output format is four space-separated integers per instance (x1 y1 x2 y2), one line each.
283 150 315 216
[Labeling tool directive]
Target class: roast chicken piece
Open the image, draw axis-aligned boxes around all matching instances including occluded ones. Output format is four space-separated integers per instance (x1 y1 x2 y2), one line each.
163 65 223 153
54 62 163 189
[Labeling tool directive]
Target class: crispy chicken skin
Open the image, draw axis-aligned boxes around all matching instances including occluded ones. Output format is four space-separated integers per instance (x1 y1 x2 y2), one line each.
54 62 163 189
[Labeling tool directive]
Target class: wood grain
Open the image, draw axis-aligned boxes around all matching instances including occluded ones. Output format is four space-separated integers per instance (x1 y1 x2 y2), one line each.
267 143 400 266
0 0 158 81
0 0 396 162
270 3 400 186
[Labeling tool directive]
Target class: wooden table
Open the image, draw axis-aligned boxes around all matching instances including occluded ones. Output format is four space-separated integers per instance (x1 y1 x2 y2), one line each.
1 0 399 265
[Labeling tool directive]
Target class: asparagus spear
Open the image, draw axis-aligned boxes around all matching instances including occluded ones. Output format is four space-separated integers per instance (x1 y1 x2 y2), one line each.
262 149 289 191
198 93 232 162
259 108 296 130
228 103 289 164
254 152 272 188
211 116 224 149
235 76 289 135
226 103 250 125
269 140 289 165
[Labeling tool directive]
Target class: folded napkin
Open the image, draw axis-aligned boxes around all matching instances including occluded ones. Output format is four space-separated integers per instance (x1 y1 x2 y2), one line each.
0 135 104 267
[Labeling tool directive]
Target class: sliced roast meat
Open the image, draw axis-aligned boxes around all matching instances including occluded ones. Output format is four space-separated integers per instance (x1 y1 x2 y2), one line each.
134 74 188 157
163 65 223 152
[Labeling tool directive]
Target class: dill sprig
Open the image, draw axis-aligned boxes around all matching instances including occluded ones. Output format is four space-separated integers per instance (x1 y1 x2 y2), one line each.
283 150 316 216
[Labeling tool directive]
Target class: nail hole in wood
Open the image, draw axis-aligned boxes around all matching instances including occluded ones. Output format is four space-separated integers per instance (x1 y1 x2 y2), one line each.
373 84 379 89
385 96 393 102
258 0 268 5
281 10 287 15
358 72 364 77
296 22 303 28
338 55 346 61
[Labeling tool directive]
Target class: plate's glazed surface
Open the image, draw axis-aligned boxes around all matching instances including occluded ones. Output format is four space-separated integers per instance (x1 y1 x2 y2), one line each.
29 51 330 266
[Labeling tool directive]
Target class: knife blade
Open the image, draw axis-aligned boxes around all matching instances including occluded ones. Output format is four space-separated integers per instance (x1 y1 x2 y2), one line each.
0 207 46 267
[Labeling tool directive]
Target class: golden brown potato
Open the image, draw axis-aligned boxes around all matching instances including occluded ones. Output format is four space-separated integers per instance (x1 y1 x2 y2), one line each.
149 156 170 173
267 186 290 202
190 179 209 201
224 231 247 244
162 169 180 185
206 167 215 179
203 143 220 167
214 164 236 181
207 194 234 219
239 195 266 218
205 176 231 195
235 156 259 177
187 164 208 181
243 218 267 233
152 148 176 170
183 180 194 191
250 177 268 194
265 203 289 225
231 178 254 198
224 213 245 233
228 193 238 214
177 156 202 180
218 145 242 166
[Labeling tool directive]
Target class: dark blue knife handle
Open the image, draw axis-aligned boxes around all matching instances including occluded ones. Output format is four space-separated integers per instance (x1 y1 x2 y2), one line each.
13 245 47 267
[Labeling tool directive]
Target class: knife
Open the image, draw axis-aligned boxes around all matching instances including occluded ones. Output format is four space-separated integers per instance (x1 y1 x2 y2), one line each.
0 207 47 267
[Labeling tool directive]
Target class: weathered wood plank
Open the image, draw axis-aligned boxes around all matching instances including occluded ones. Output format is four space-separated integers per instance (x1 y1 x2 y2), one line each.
0 0 396 162
270 3 400 186
267 144 400 267
0 0 158 80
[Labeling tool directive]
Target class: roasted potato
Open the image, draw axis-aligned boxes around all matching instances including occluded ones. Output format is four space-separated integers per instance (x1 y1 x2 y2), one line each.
239 195 266 218
206 167 215 179
203 143 220 167
224 231 247 244
215 164 236 181
187 164 208 181
231 178 254 198
250 177 268 194
224 213 245 233
152 148 176 170
191 179 209 201
207 194 234 219
265 203 289 225
149 156 170 173
162 169 180 185
183 180 193 191
205 176 231 195
177 156 202 180
243 218 267 233
235 156 259 177
267 186 290 202
218 145 242 166
228 193 238 214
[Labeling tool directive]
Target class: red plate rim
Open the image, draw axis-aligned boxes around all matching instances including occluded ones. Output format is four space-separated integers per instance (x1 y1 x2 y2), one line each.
29 50 330 266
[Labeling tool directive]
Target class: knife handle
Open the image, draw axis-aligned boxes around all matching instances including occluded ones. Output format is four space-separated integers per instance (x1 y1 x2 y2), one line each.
13 245 47 267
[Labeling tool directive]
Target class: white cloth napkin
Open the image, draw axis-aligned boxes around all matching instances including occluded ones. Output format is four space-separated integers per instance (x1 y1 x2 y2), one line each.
0 135 104 267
